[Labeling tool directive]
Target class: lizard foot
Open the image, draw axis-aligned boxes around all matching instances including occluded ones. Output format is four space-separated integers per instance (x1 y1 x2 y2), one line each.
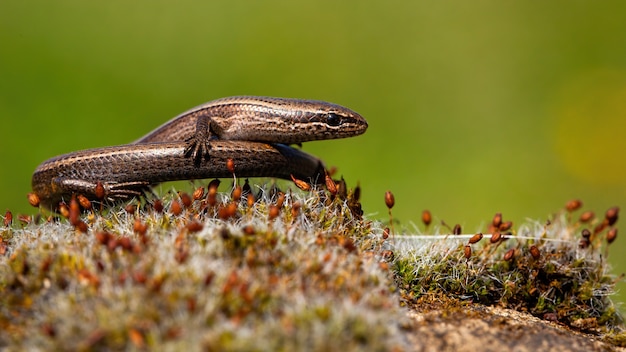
184 136 211 166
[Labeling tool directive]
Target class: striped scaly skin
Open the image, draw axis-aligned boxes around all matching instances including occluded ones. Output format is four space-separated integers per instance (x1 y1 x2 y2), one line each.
32 141 325 209
32 96 366 209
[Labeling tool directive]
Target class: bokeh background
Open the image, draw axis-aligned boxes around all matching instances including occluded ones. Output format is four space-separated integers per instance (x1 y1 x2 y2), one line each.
2 1 626 303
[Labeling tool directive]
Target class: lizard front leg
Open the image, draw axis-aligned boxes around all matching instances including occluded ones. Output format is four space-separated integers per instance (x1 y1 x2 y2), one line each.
183 112 212 166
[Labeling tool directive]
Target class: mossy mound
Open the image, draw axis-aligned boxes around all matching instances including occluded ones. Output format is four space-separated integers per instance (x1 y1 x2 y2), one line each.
1 182 406 351
1 181 624 350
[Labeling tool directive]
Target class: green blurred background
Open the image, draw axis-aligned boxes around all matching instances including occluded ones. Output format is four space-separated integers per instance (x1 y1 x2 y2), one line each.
2 1 626 303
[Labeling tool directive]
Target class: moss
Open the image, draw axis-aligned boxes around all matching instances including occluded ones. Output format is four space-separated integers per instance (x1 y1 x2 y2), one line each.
392 206 624 343
1 181 405 350
1 181 624 349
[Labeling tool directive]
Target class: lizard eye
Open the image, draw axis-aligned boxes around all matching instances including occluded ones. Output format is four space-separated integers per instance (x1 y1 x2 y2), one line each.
327 112 342 126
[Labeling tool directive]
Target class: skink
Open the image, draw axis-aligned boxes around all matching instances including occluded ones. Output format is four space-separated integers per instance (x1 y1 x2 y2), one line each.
135 96 368 164
32 141 325 209
32 96 367 209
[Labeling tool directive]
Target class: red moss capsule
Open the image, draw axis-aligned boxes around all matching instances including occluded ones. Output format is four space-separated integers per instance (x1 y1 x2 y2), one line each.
206 192 217 207
125 204 136 215
17 214 31 224
170 200 182 216
206 181 220 207
607 228 618 244
226 202 238 217
503 248 515 261
193 187 205 200
208 179 221 193
27 192 40 208
95 231 110 245
129 328 145 349
341 237 357 253
118 237 133 251
247 193 255 208
243 225 255 236
77 195 92 210
492 213 502 228
4 210 12 227
186 221 204 233
291 201 301 219
464 245 472 259
132 242 143 254
175 246 190 264
202 272 215 287
353 184 362 202
593 221 608 235
606 206 619 226
382 227 390 240
422 210 432 226
217 206 230 220
231 186 242 203
75 220 88 233
468 233 483 244
242 179 252 195
529 245 540 259
490 232 502 243
133 271 147 284
276 192 285 208
268 205 280 221
325 172 338 195
78 269 100 288
581 228 591 239
336 178 348 199
40 256 53 273
133 218 147 235
106 238 119 251
227 158 235 174
384 191 395 209
69 197 80 226
290 175 311 191
186 298 197 314
565 199 583 212
453 224 462 235
58 203 69 218
579 211 594 223
95 181 105 200
41 323 56 337
499 221 513 231
164 327 182 340
153 199 164 213
180 193 192 208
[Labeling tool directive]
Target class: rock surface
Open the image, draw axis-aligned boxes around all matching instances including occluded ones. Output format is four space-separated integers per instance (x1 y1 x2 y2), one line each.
404 303 622 352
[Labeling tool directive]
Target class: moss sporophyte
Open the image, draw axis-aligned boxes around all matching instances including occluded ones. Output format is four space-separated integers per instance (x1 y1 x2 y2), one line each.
1 180 625 349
